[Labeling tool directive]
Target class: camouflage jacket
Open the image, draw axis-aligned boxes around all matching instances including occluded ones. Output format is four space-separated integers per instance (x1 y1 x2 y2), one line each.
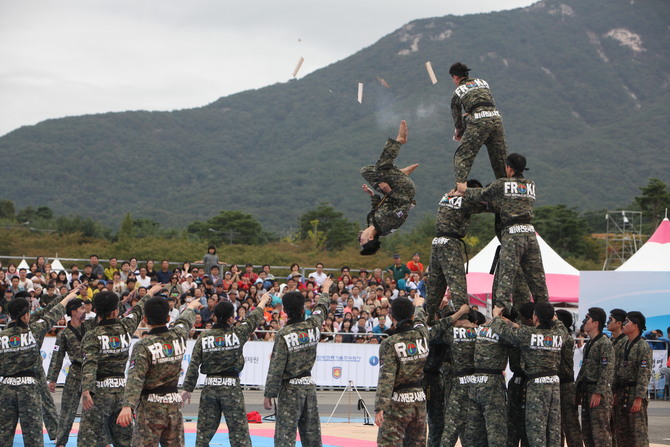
263 292 330 398
444 323 478 376
610 333 627 367
613 335 652 400
435 193 486 238
424 315 457 374
491 318 567 377
366 139 416 237
465 176 536 229
47 322 86 382
576 332 614 396
182 305 265 392
451 77 498 138
122 308 196 408
375 305 428 412
473 321 511 373
81 294 150 393
0 302 65 377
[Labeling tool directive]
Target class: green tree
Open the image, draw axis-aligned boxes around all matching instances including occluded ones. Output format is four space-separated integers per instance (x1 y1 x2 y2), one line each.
634 178 670 232
35 206 54 220
118 213 134 240
533 205 598 260
132 218 162 237
16 206 36 223
297 203 357 251
187 210 271 245
0 199 16 220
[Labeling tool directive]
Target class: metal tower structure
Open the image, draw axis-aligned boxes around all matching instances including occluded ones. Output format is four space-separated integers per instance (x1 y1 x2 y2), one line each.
602 210 643 270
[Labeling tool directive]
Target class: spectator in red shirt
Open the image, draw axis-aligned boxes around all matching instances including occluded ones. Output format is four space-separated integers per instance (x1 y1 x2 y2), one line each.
406 252 424 274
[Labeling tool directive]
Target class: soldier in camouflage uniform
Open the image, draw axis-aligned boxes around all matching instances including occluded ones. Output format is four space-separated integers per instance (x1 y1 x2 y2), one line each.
117 297 201 446
463 309 515 447
78 284 161 447
576 307 614 447
47 298 87 447
607 308 627 447
554 310 583 447
182 292 271 447
263 277 333 447
457 153 548 312
612 311 653 447
426 179 486 319
449 61 507 183
506 302 535 447
0 289 79 447
359 120 417 256
491 302 567 447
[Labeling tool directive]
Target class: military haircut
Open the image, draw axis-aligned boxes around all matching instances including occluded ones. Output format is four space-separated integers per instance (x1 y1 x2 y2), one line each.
470 310 486 325
391 297 414 321
505 153 528 175
625 311 646 331
449 62 471 77
144 296 169 325
519 302 536 320
534 301 555 325
467 179 483 188
555 309 573 330
282 291 305 320
8 297 30 320
66 298 85 317
214 300 235 324
360 237 381 256
93 291 120 318
587 307 606 332
609 308 627 322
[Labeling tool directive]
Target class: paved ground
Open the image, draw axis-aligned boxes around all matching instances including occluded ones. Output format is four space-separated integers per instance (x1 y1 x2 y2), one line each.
48 388 670 445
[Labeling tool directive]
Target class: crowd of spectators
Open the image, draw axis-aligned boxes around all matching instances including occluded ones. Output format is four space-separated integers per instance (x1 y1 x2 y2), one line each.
0 249 430 344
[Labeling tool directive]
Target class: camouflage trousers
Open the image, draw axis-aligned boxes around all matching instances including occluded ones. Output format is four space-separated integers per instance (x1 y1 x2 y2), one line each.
612 391 648 447
454 116 507 183
275 381 322 447
377 399 427 447
507 374 528 447
132 396 184 447
580 385 612 447
56 366 83 446
0 382 44 447
196 382 251 447
361 138 414 197
524 380 561 447
39 364 59 440
560 381 583 447
77 388 131 447
495 232 548 311
464 374 507 447
441 379 471 446
492 259 532 317
427 240 467 319
424 371 445 447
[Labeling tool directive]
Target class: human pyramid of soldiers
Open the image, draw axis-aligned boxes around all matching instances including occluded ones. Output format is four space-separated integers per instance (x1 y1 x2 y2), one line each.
0 62 654 447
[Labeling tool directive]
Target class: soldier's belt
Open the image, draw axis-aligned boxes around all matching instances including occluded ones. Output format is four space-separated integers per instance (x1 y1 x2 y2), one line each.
205 376 239 386
432 237 456 245
95 377 127 388
1 376 37 386
287 376 315 385
531 375 559 384
507 224 535 234
145 392 182 404
613 381 636 390
472 110 500 120
458 375 489 385
391 390 426 403
512 376 525 385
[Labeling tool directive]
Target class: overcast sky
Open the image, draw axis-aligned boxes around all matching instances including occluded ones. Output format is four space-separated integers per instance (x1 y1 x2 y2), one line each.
0 0 536 136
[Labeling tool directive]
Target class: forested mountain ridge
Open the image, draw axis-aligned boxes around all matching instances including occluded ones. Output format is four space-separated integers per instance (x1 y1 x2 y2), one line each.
1 0 668 233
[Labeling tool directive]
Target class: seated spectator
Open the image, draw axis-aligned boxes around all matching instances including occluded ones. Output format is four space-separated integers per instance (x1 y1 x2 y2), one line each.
167 298 179 323
372 315 390 339
339 320 355 343
200 296 217 323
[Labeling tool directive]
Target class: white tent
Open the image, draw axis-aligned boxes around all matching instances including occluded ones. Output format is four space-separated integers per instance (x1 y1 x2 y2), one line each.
467 233 579 303
50 258 66 272
17 258 30 270
616 217 670 271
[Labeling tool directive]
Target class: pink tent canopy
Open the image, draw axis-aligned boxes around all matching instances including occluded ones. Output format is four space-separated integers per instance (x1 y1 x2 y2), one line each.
466 233 580 304
616 218 670 271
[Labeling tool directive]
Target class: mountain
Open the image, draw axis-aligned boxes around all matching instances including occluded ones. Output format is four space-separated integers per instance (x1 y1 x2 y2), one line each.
1 0 669 233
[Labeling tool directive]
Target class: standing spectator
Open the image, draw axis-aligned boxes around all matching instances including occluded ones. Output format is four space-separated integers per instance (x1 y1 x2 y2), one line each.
195 245 226 275
406 252 424 274
242 264 258 283
308 263 328 287
136 267 151 288
89 254 105 280
386 254 411 282
145 259 157 280
155 259 172 284
104 257 120 281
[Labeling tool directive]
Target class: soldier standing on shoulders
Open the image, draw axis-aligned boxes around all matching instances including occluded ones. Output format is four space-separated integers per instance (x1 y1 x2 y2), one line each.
263 277 333 447
576 307 614 447
78 284 162 447
449 61 508 184
117 297 202 446
612 311 653 447
47 298 88 447
0 288 79 447
182 292 271 447
607 308 627 447
359 120 418 255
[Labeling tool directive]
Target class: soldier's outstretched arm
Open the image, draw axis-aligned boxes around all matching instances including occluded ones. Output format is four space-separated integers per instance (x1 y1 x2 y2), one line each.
47 329 68 387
